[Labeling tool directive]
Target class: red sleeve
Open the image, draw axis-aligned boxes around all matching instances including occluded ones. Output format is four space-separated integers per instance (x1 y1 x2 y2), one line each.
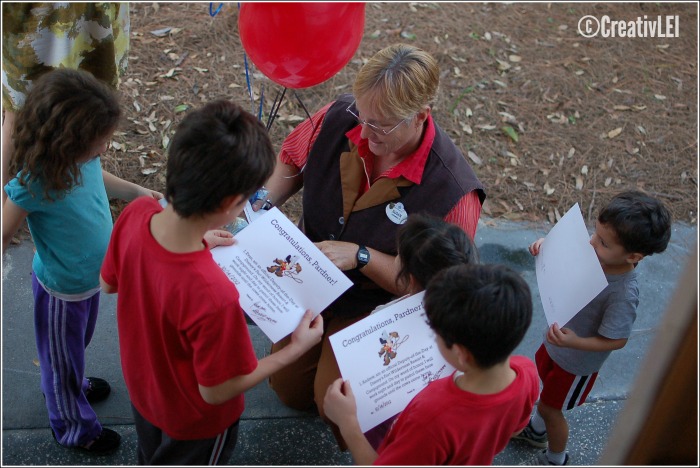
100 201 132 289
444 190 482 240
278 101 334 168
100 234 118 289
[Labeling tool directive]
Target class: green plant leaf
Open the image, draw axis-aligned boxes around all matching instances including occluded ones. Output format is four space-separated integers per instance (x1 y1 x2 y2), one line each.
448 86 474 113
502 126 519 142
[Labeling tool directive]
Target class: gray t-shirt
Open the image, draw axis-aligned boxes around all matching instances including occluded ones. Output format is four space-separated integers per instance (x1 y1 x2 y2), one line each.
545 268 639 376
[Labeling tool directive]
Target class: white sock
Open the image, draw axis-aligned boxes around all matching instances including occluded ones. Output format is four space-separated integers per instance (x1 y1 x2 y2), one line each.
546 448 567 465
531 410 546 434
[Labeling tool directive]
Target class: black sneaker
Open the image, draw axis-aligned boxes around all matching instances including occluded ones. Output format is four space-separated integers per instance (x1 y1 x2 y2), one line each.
51 427 121 456
79 428 121 455
85 377 111 403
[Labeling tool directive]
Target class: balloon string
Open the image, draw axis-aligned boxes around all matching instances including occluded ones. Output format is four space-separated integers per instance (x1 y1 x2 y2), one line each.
258 84 265 121
294 91 314 124
237 3 256 116
209 3 223 17
242 53 256 116
294 90 317 175
266 87 287 132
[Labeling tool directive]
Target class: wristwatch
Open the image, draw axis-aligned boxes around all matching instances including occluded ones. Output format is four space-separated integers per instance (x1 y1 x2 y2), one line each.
356 245 370 270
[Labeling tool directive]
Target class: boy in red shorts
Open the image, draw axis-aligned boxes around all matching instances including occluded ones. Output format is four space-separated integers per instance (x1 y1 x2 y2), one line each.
515 191 672 465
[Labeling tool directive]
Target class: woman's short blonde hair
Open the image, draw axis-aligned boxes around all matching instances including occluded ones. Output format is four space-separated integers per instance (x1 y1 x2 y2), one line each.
352 43 439 120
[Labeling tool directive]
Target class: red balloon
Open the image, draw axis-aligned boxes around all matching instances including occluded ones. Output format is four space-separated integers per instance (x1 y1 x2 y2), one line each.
239 3 365 89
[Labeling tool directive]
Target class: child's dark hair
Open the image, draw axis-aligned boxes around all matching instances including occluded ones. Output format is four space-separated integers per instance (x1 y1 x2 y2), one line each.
598 190 672 256
10 69 121 200
396 213 478 291
424 264 532 369
165 100 275 218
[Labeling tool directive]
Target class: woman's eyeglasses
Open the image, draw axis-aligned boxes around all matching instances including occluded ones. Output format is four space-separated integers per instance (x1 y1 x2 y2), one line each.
346 100 410 135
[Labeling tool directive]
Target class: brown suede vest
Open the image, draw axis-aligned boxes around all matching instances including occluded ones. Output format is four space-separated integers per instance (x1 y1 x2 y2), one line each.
302 94 485 318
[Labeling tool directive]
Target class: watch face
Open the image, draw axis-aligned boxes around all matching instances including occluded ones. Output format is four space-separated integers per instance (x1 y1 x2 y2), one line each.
357 247 369 266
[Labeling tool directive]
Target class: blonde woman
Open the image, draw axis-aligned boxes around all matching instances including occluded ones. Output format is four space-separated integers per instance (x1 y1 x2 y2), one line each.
256 43 487 450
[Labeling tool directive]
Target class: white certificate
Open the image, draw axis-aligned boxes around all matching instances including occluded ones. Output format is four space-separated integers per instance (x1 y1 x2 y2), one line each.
211 207 353 343
535 203 608 327
329 292 455 432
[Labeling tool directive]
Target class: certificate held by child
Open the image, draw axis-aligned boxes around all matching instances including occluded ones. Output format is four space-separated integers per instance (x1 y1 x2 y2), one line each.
212 207 353 343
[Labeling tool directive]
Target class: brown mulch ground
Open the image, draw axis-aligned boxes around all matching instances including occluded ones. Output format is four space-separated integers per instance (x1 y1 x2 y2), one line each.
108 2 698 227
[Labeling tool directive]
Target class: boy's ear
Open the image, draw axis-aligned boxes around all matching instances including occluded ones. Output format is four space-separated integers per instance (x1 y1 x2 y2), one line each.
451 343 473 368
220 194 246 213
625 252 644 264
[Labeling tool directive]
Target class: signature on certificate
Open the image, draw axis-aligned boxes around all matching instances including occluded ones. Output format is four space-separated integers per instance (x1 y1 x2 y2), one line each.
421 364 448 384
250 302 277 323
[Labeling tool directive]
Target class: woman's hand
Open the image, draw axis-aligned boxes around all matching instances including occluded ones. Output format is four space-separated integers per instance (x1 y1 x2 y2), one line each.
315 241 361 271
250 198 266 212
316 242 406 295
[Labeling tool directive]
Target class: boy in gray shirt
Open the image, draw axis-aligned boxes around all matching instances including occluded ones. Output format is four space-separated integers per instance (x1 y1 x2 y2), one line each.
515 191 672 465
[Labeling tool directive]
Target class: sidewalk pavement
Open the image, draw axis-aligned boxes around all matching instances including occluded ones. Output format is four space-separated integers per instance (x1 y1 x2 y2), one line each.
2 218 696 466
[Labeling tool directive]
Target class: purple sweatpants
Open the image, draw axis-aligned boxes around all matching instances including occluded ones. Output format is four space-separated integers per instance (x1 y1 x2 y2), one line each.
32 274 102 447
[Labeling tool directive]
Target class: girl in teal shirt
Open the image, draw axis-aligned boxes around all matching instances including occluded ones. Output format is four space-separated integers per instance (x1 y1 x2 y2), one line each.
2 69 161 455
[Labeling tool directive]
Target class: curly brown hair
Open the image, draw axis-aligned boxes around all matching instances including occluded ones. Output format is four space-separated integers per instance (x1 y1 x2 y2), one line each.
9 68 121 201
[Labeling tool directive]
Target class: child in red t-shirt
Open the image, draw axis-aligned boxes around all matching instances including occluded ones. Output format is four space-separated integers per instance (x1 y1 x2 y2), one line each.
100 100 323 465
324 263 539 465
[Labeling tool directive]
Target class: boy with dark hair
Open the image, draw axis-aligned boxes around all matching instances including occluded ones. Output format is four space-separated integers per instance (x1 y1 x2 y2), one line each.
324 263 539 465
517 190 672 465
100 100 323 465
